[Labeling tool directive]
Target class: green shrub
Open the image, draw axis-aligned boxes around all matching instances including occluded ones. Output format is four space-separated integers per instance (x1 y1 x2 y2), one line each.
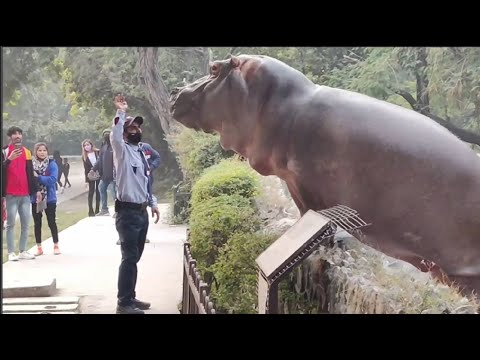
170 181 192 225
189 194 261 282
167 127 234 183
210 231 278 314
191 158 260 208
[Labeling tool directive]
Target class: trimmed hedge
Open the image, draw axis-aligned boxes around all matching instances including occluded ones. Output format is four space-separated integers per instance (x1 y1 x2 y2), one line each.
211 231 278 313
168 128 234 184
191 158 260 208
184 145 276 314
189 194 261 283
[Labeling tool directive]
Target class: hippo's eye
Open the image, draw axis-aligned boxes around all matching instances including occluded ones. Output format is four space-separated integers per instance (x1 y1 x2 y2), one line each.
210 63 221 76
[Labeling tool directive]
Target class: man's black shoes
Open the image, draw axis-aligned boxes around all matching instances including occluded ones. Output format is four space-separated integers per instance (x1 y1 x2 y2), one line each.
116 299 151 313
116 304 145 314
132 298 151 310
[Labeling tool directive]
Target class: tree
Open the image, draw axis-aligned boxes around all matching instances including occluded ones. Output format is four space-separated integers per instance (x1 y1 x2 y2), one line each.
321 47 480 146
2 47 59 106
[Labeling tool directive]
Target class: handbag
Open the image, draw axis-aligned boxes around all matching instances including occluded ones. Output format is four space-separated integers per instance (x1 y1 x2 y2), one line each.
87 170 101 181
36 195 47 213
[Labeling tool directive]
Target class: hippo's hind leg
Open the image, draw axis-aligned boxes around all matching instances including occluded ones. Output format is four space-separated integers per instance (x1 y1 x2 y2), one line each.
394 254 451 283
402 255 480 300
397 254 480 302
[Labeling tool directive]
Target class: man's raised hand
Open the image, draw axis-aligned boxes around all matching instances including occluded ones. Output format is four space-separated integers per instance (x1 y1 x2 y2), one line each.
114 94 128 112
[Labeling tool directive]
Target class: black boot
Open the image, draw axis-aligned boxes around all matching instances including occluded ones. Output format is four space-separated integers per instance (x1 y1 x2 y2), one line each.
116 304 145 314
131 298 151 310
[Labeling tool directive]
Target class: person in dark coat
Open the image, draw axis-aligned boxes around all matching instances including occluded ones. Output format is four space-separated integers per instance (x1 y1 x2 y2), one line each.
93 129 116 216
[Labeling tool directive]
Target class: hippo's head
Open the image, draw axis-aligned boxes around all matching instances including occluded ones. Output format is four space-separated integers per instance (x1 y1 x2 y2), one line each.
169 55 266 153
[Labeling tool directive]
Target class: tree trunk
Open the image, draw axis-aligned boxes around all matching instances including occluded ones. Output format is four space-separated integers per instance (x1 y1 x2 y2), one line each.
415 47 430 113
137 47 173 135
203 47 211 74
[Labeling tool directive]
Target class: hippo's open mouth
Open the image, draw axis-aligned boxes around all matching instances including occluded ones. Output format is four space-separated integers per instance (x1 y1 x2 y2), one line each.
169 86 203 122
169 87 182 115
169 94 192 123
169 75 210 112
169 87 202 131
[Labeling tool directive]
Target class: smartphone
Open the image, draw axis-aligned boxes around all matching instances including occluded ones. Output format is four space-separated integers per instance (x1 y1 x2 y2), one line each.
14 143 22 150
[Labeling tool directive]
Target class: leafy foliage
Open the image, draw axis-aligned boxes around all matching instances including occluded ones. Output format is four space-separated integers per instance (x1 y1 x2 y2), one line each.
190 158 259 208
2 48 105 153
210 231 278 313
186 156 266 313
167 127 234 184
189 194 261 282
2 47 59 105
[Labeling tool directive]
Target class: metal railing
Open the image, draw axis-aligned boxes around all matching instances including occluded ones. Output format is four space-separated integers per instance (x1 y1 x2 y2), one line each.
181 241 216 314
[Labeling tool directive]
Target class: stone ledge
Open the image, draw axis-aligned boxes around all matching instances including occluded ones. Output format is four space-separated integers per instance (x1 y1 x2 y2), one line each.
3 303 79 313
2 278 56 298
3 296 79 306
5 312 78 315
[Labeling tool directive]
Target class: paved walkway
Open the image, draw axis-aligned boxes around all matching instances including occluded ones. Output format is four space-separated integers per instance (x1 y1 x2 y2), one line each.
55 159 89 205
3 203 187 314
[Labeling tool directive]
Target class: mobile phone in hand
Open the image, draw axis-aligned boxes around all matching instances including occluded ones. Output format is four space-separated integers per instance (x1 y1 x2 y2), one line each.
14 143 22 149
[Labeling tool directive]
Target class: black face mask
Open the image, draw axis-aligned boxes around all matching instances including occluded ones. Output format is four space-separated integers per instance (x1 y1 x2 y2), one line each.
127 132 142 144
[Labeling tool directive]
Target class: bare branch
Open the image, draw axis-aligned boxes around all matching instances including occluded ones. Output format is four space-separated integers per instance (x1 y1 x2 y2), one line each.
395 90 419 110
424 110 480 146
343 54 360 63
347 49 366 61
395 89 480 146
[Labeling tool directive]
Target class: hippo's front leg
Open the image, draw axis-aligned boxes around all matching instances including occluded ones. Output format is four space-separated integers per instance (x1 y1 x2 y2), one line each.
285 181 309 216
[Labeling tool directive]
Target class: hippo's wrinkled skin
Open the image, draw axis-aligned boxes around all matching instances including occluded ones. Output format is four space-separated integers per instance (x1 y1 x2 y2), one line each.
170 54 480 298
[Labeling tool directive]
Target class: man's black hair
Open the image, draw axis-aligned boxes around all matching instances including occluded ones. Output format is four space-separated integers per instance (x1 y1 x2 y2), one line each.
7 126 23 137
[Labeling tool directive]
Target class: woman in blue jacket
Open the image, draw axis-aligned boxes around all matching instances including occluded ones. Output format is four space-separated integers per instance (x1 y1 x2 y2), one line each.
31 142 60 256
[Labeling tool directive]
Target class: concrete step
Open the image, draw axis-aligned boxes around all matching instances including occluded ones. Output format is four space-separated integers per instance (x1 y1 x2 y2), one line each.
2 278 56 298
5 312 78 315
3 303 79 313
3 296 80 306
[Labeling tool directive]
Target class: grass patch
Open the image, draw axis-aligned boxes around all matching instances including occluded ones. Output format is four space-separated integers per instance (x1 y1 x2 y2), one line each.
2 208 87 263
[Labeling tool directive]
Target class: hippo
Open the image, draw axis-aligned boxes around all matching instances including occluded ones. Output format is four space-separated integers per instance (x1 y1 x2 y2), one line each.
169 54 480 298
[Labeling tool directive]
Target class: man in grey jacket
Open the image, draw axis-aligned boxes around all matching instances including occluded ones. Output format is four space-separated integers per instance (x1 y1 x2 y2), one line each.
111 94 160 314
93 129 116 216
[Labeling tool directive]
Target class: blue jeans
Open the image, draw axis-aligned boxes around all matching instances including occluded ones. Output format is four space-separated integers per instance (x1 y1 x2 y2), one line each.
5 195 31 253
98 179 117 211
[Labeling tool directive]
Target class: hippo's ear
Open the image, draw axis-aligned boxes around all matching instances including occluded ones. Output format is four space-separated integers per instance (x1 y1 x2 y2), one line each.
230 56 240 68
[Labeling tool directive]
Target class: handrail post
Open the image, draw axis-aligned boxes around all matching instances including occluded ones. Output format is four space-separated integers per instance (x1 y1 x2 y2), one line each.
181 237 217 314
